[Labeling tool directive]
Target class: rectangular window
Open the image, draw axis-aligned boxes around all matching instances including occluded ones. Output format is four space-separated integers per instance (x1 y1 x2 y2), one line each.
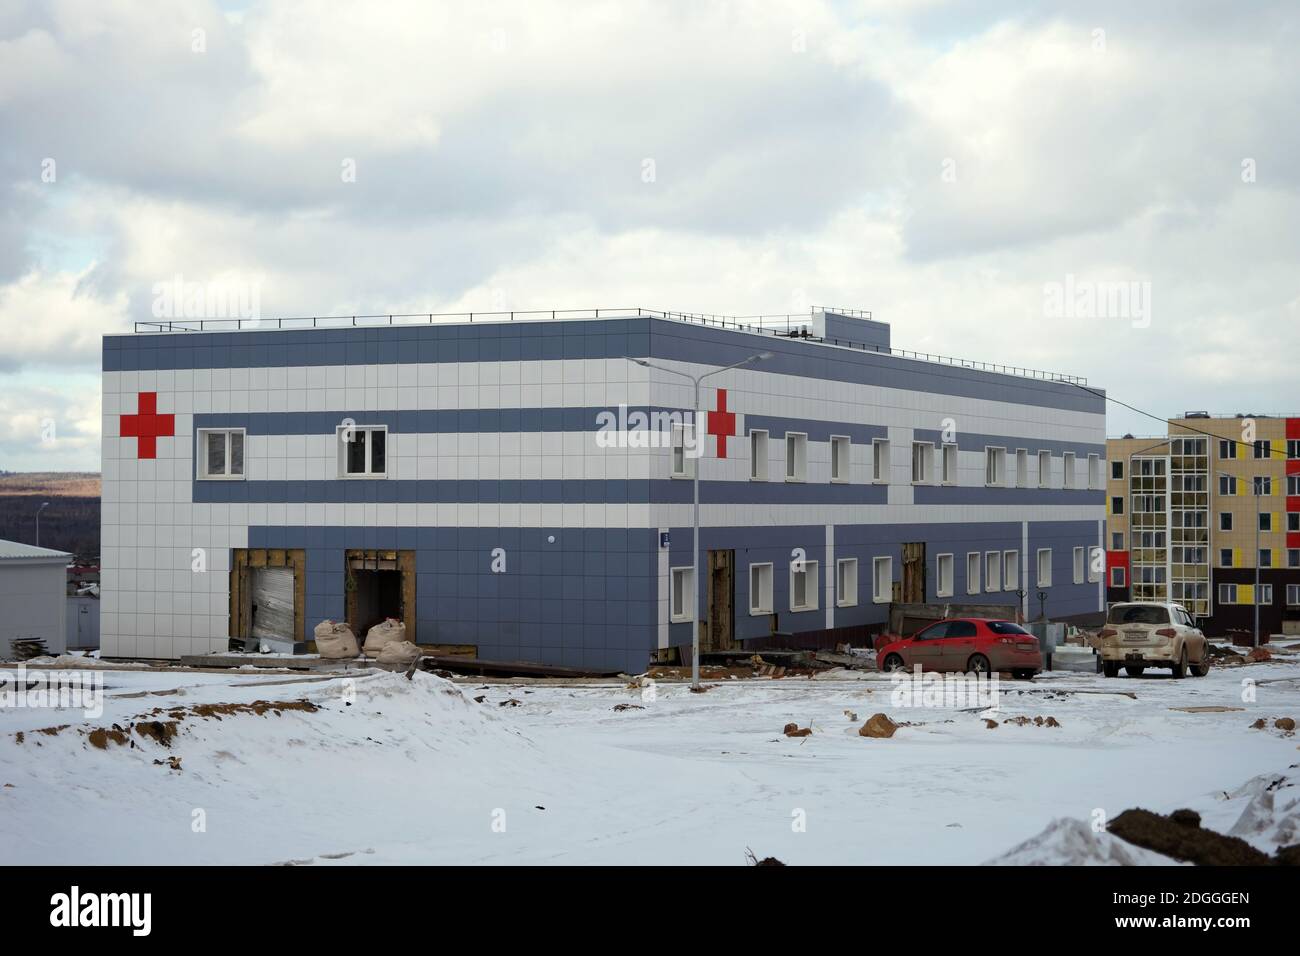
872 557 893 604
1063 452 1076 489
1259 584 1273 604
1290 513 1300 533
338 425 387 477
1253 439 1272 459
872 439 890 483
1016 449 1029 488
1036 548 1052 587
836 558 858 608
1220 548 1233 567
1288 548 1299 569
1111 496 1124 515
785 432 807 481
831 435 850 483
966 552 980 595
1289 439 1300 459
1260 549 1273 568
749 429 768 480
1038 450 1051 488
936 553 954 598
1288 475 1300 496
670 422 695 478
1003 550 1019 591
1111 460 1124 480
748 563 773 615
1219 583 1237 605
1219 475 1237 496
911 441 933 483
1219 439 1237 459
1259 512 1272 532
790 560 819 611
1220 512 1233 531
1288 583 1300 606
985 447 1006 486
1254 476 1272 496
1073 546 1085 584
670 567 693 622
985 551 1001 592
1111 532 1123 550
942 443 958 484
198 428 245 479
1111 566 1125 587
1088 454 1101 490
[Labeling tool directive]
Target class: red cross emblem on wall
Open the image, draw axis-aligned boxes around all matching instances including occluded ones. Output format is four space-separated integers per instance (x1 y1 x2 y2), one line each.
119 392 175 459
706 388 738 458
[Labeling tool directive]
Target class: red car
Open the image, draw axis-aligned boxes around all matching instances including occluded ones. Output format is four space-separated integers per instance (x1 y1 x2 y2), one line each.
876 618 1042 679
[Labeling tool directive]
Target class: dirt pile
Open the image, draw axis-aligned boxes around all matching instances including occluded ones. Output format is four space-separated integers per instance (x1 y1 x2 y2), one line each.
1108 808 1277 865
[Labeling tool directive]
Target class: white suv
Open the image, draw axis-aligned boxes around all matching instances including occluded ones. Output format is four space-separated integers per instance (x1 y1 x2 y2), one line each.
1099 602 1209 678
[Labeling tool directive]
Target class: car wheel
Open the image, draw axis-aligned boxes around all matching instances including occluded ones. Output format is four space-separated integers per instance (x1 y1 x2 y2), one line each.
1124 665 1145 677
967 654 991 676
882 653 906 672
1102 661 1119 678
1171 647 1187 679
1191 659 1210 677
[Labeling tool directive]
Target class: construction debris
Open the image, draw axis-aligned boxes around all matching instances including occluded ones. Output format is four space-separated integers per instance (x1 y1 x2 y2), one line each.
782 722 812 737
613 703 644 712
859 713 898 738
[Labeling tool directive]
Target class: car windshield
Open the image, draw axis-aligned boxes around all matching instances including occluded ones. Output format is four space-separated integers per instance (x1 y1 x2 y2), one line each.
1107 605 1170 625
987 621 1030 635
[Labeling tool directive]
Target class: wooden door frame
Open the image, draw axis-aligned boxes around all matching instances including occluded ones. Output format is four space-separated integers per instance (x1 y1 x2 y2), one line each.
230 548 307 642
704 548 736 652
902 542 926 604
344 549 417 643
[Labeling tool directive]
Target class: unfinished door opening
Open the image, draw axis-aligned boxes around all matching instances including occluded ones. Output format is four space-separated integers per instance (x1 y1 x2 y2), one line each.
230 549 306 653
903 542 926 604
345 549 416 644
704 548 737 652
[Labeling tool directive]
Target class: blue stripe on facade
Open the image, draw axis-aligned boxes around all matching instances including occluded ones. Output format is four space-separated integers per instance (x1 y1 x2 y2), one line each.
912 486 1103 506
743 416 886 444
106 314 1103 415
192 477 892 505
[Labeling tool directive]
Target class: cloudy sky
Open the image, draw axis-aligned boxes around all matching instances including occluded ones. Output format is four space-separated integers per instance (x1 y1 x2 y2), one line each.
1 0 1297 471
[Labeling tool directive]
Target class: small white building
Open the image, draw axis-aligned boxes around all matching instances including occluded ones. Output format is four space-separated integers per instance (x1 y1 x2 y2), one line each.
0 539 72 659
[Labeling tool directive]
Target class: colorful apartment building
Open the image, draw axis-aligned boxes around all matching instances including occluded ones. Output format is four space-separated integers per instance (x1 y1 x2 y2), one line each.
1105 414 1300 636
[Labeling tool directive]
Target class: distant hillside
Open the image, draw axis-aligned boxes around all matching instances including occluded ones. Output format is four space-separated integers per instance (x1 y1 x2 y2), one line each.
0 473 101 561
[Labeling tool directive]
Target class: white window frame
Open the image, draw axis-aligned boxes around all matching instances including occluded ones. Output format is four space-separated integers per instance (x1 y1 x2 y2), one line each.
1038 450 1052 488
1111 566 1125 587
985 446 1006 487
1003 550 1019 592
785 432 808 482
198 428 246 480
911 441 934 484
671 422 695 478
670 566 694 622
1073 546 1085 584
872 556 893 604
1287 583 1300 607
966 552 980 595
337 424 389 478
1063 452 1076 489
748 562 773 615
1259 583 1273 605
1111 459 1124 479
985 551 1001 592
790 559 819 612
1219 583 1237 605
872 438 889 484
836 558 858 608
1087 454 1101 490
941 443 958 485
830 435 850 483
1036 547 1053 587
936 553 954 598
1015 449 1029 488
749 429 769 481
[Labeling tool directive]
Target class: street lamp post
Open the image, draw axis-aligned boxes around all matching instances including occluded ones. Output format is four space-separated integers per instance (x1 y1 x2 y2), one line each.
630 351 773 690
1218 472 1260 646
35 501 50 548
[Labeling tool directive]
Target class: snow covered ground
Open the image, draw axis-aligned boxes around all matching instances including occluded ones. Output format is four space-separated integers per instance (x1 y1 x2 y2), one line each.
1 660 1297 865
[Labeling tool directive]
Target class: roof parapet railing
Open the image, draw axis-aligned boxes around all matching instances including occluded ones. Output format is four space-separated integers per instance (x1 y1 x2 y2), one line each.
130 306 1083 385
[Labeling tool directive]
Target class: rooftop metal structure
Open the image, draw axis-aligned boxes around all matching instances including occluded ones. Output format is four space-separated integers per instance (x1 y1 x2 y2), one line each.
130 306 1087 385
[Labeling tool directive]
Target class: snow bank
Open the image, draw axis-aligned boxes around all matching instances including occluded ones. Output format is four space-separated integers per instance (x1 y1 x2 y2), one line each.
983 818 1180 865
